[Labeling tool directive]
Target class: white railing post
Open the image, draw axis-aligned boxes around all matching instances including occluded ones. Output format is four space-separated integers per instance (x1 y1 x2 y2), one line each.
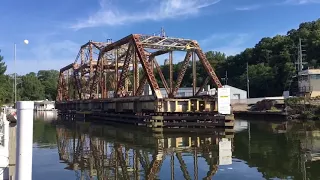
0 108 9 180
15 101 34 180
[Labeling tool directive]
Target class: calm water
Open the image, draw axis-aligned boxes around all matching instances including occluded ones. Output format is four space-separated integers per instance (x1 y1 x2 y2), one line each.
31 112 320 180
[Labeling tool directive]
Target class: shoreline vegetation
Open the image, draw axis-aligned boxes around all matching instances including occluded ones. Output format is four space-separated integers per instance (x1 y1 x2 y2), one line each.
285 97 320 120
233 97 320 121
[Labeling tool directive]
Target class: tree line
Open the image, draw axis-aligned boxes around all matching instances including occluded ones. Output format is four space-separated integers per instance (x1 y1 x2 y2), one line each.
0 53 59 105
0 18 319 104
157 18 320 97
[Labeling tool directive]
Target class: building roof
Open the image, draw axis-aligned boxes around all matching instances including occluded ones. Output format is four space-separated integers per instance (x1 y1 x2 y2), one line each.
223 85 247 93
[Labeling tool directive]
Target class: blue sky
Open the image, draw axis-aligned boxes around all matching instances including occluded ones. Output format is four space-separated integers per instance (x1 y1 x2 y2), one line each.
0 0 320 74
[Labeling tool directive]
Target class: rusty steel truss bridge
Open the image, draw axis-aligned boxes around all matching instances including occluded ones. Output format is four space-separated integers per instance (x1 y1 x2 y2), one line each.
55 33 233 128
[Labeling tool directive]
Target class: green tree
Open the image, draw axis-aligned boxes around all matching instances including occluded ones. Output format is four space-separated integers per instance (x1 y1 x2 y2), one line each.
240 63 275 97
0 51 13 104
0 50 7 75
20 72 45 100
37 70 59 100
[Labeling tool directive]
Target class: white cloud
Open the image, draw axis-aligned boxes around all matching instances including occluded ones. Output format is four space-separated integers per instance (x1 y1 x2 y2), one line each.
235 4 261 11
30 40 79 62
283 0 320 4
200 33 251 56
70 0 221 30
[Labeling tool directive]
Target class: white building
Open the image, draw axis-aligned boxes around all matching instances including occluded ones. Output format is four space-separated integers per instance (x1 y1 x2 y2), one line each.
298 69 320 97
222 85 247 100
143 84 247 99
34 100 55 111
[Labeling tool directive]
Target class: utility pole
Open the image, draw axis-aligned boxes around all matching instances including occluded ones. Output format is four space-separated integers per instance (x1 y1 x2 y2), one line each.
13 40 29 105
221 71 228 85
221 71 228 86
295 38 307 72
14 43 17 105
160 27 166 37
225 71 228 85
247 62 250 98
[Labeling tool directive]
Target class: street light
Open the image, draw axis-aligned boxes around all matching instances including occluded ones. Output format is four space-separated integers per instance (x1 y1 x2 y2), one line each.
14 40 29 105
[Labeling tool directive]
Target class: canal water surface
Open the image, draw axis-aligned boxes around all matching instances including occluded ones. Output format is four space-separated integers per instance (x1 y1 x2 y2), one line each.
31 112 320 180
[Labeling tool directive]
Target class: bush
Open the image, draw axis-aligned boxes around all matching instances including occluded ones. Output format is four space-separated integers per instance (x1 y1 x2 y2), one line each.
301 111 316 120
285 97 304 107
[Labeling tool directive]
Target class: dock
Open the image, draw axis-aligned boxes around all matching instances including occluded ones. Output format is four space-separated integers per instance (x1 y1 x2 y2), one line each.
55 34 234 129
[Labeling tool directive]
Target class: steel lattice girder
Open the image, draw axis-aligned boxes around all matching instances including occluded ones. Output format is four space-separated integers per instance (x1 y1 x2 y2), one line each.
56 34 222 101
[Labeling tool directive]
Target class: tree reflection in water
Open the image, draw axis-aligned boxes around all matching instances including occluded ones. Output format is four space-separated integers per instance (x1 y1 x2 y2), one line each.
234 120 320 180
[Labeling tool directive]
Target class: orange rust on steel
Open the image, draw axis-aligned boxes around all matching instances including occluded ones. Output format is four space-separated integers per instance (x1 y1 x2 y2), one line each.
89 35 132 98
153 59 169 95
147 156 165 180
56 73 62 101
135 50 168 96
60 63 75 72
100 77 107 98
169 51 173 95
195 76 210 96
132 34 161 94
133 49 138 96
99 48 105 98
100 34 133 54
89 43 93 78
135 56 153 96
204 165 218 180
172 51 192 97
115 144 130 180
195 48 222 88
89 52 103 98
73 71 82 99
57 72 69 101
81 41 105 50
57 33 223 101
116 42 133 97
176 152 192 180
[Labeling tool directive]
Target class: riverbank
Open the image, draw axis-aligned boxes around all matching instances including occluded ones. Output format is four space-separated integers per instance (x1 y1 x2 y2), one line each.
232 97 320 121
285 97 320 120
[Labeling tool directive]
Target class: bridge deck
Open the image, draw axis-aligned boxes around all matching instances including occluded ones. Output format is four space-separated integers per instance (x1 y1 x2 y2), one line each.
56 96 234 129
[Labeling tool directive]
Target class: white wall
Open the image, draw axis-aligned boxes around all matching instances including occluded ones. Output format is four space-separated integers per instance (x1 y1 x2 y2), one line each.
34 101 55 111
143 84 247 99
224 85 247 100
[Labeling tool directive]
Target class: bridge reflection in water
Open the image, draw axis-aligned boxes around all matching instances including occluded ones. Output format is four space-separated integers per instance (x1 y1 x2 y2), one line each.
55 122 234 180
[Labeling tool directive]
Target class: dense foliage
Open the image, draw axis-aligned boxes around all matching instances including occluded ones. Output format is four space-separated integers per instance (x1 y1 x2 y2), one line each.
156 19 320 97
0 51 59 104
0 19 319 103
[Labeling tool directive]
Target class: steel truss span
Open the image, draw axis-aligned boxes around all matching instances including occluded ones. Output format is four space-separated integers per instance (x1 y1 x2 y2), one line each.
56 34 222 102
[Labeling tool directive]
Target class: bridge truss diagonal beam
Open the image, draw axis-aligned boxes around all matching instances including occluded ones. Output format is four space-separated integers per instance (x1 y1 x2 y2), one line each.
56 33 222 101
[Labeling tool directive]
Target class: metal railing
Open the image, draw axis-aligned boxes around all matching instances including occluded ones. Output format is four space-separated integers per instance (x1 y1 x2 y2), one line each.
299 86 313 93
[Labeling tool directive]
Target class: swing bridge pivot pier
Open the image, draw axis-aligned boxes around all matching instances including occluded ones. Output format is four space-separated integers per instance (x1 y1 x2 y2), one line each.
55 33 234 129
